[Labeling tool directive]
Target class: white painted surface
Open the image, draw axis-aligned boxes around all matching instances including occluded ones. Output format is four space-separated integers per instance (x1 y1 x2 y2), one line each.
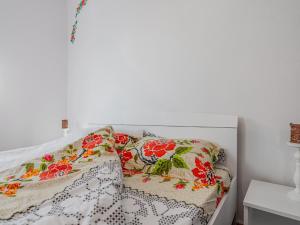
0 0 68 150
244 180 300 222
85 112 238 225
247 208 300 225
67 0 300 221
85 112 238 128
287 143 300 201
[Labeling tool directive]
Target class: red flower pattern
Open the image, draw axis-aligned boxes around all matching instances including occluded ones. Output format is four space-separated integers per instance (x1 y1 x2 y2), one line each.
173 180 188 190
142 177 151 183
82 134 103 150
175 183 185 189
1 128 117 198
143 139 176 158
122 168 143 176
192 158 216 186
117 150 133 167
39 162 73 181
114 133 129 145
43 154 53 162
216 181 225 206
201 148 210 155
191 140 201 144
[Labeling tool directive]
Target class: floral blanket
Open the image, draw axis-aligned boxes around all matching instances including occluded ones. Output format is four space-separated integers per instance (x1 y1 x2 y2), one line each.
0 127 231 225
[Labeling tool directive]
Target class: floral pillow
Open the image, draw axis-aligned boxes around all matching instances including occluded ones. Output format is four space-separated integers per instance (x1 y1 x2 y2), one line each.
122 136 221 184
143 130 225 164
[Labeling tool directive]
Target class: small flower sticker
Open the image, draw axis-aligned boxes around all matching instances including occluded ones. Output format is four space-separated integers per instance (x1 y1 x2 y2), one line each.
70 0 89 43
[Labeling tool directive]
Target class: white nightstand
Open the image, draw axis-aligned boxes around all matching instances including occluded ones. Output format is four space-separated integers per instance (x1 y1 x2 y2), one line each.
243 180 300 225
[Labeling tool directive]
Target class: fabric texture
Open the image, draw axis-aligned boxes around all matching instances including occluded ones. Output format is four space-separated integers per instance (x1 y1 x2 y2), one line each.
143 130 226 164
0 128 231 225
121 136 220 183
0 160 124 225
0 126 116 219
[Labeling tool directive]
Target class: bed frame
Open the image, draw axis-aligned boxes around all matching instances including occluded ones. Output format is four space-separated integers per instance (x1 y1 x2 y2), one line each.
82 112 238 225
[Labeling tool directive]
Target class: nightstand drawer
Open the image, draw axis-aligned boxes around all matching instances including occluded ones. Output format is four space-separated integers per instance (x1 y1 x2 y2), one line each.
248 208 300 225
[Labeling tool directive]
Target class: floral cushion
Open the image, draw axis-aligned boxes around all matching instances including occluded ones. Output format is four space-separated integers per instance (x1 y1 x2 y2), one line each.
122 136 221 185
143 130 225 164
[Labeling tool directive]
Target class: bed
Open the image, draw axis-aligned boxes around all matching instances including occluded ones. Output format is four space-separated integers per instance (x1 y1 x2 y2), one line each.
0 112 237 225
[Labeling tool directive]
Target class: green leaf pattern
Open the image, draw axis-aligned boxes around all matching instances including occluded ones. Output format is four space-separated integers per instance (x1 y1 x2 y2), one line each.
151 159 172 176
151 146 192 176
172 155 189 169
25 163 34 173
175 146 193 155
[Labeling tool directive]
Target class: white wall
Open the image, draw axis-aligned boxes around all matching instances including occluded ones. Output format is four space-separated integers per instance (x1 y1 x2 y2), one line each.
67 0 300 222
0 0 67 150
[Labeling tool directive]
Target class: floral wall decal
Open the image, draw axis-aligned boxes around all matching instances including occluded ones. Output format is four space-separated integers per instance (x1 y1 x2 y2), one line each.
70 0 88 44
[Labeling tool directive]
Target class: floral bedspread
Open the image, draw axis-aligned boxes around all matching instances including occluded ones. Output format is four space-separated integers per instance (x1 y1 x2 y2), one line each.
0 128 231 225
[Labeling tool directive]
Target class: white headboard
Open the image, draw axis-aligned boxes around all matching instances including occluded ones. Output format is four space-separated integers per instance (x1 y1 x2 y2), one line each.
82 112 238 177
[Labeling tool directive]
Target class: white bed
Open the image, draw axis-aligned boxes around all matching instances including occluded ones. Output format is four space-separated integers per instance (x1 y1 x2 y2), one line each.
0 112 237 225
83 112 238 225
0 129 92 172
